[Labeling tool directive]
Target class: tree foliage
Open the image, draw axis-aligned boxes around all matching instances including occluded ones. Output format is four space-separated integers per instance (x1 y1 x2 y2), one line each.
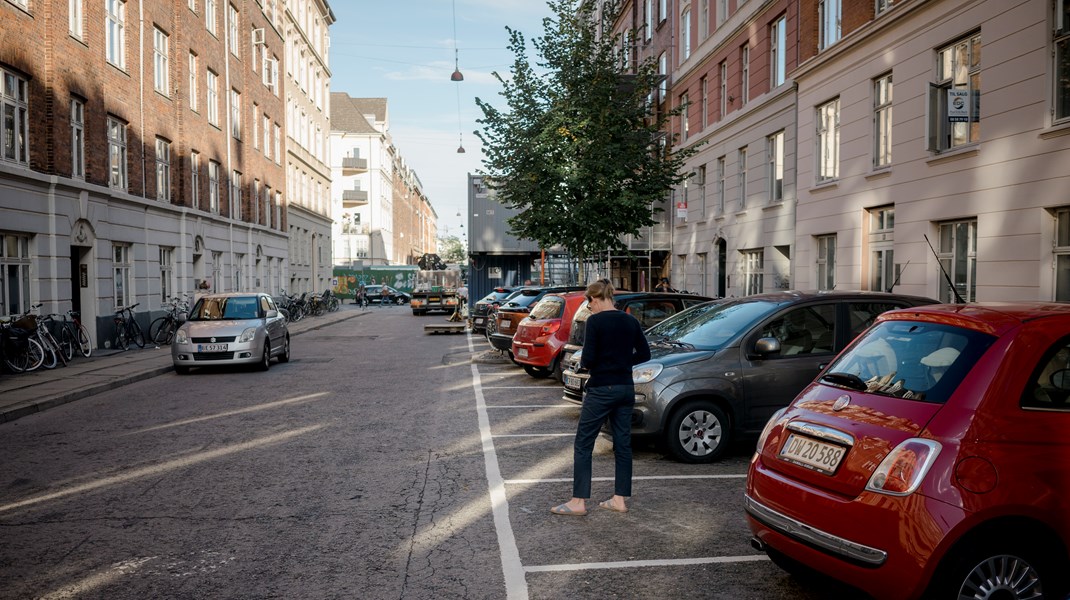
437 235 467 264
474 0 700 272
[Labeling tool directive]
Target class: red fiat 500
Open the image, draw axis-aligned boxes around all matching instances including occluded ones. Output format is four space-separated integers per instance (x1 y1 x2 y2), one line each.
745 302 1070 599
511 291 586 380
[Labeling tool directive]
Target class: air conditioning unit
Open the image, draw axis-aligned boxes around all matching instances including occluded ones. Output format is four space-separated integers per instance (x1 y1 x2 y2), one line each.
252 28 266 46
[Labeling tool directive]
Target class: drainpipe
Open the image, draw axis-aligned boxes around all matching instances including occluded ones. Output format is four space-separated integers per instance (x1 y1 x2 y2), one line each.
138 0 146 199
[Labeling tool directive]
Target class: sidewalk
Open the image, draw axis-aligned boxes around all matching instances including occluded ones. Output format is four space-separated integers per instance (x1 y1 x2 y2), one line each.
0 305 366 424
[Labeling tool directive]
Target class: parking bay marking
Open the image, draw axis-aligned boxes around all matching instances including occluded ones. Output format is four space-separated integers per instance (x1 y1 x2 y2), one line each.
504 474 746 484
524 554 769 573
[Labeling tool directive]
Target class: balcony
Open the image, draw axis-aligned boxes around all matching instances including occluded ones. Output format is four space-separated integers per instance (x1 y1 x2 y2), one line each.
342 156 368 175
342 188 368 207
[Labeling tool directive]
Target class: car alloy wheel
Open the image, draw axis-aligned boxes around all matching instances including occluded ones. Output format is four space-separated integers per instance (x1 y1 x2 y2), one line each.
258 343 271 371
956 554 1045 600
278 336 290 363
666 401 730 463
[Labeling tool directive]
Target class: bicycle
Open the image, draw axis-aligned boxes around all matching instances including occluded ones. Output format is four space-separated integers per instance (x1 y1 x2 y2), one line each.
15 306 67 369
1 320 44 373
57 309 93 359
149 295 190 345
112 303 146 351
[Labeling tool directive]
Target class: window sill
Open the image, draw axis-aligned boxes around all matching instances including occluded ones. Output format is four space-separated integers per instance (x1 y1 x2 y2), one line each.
762 201 785 212
735 210 748 217
811 180 838 192
926 145 979 166
1039 121 1070 140
865 168 892 181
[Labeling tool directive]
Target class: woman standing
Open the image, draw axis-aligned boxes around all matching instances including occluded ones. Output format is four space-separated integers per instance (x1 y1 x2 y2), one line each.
551 279 651 516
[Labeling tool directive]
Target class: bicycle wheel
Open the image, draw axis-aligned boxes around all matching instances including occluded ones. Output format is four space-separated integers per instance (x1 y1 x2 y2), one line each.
150 317 176 345
77 324 92 357
114 321 129 351
38 334 58 370
59 327 76 361
129 319 146 348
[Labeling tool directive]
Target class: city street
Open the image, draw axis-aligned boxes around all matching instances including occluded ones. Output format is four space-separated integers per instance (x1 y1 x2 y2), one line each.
0 306 858 599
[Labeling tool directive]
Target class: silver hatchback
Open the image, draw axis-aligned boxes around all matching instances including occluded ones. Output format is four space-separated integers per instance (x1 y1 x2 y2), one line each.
171 292 290 374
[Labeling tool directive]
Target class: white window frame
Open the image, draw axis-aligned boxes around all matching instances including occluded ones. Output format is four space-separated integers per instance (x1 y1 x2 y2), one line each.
107 117 127 190
188 52 198 111
1057 0 1070 123
659 0 667 22
680 93 689 140
207 70 219 125
253 179 261 224
938 219 977 303
113 243 133 309
816 98 840 183
681 8 691 60
874 74 893 168
700 0 709 39
159 246 174 303
742 249 764 295
152 27 169 96
816 235 836 291
230 88 241 139
927 33 981 152
716 156 726 214
719 60 727 118
0 233 32 317
155 138 170 201
273 123 281 162
819 0 841 50
771 16 786 89
768 130 784 203
228 3 239 56
231 170 242 220
206 0 217 35
106 0 126 69
740 44 750 105
70 98 85 178
1055 208 1070 301
69 0 84 38
208 159 220 213
211 251 223 293
737 147 747 210
190 151 200 207
716 0 727 26
1 69 29 166
644 0 652 40
701 76 708 128
869 206 895 292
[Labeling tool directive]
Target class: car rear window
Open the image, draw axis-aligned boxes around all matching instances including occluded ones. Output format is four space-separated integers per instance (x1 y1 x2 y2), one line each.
503 292 543 309
825 320 997 404
529 296 565 319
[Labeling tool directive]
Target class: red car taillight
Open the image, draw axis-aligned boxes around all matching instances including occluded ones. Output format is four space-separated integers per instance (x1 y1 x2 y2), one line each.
540 321 562 335
865 439 942 496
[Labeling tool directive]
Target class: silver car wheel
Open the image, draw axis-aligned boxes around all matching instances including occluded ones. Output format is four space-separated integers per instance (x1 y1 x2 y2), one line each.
957 555 1043 600
677 409 723 457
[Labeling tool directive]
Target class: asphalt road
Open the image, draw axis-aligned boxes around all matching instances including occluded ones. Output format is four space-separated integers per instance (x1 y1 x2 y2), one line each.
0 305 863 599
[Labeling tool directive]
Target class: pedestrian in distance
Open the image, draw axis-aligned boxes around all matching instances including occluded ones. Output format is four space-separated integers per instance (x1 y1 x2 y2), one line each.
655 277 672 292
551 278 651 516
356 283 367 308
380 285 389 307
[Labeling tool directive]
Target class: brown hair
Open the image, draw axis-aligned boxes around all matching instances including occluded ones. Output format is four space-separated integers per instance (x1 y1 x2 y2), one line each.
585 278 614 303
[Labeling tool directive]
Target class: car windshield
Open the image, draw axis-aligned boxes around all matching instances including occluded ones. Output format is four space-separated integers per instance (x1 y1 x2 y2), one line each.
823 320 997 404
529 296 565 319
190 296 261 320
646 300 778 350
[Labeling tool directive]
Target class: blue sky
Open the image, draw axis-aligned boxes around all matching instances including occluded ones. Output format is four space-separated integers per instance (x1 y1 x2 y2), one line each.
328 1 556 240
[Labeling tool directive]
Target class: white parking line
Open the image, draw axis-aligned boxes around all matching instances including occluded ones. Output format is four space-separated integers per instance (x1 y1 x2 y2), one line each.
524 555 769 573
492 433 575 438
485 405 574 408
505 474 746 484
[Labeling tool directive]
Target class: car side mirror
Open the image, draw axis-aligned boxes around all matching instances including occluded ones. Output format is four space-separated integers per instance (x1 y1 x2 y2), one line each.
748 337 782 360
266 309 279 319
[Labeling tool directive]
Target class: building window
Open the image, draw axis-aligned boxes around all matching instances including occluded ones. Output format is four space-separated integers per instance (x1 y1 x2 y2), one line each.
273 123 281 162
188 53 198 111
153 27 169 95
644 0 652 40
742 249 764 295
252 103 259 150
70 0 84 38
207 70 219 125
189 0 196 11
874 74 893 168
659 0 667 22
768 130 784 203
1055 208 1070 301
228 4 239 55
737 147 747 210
928 33 981 152
206 0 216 34
771 16 786 89
816 98 840 183
876 0 893 15
938 219 977 303
159 247 173 303
658 53 668 101
0 233 32 317
211 251 223 292
716 155 726 214
234 253 244 290
717 0 727 26
819 0 841 50
230 89 241 139
231 170 242 220
190 151 200 207
155 138 170 201
680 93 689 140
253 179 261 224
263 114 272 160
1 69 29 166
106 0 126 69
719 60 727 118
700 76 708 128
113 244 132 308
70 99 85 178
275 191 282 228
208 160 220 213
1058 0 1070 122
107 117 127 190
816 235 836 290
869 206 895 292
681 8 691 60
740 44 750 105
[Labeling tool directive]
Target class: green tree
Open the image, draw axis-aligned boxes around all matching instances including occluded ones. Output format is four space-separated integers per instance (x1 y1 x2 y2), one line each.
437 235 466 264
474 0 700 279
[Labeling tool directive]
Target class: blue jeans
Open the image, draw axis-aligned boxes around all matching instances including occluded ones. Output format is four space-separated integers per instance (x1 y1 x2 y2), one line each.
573 384 634 499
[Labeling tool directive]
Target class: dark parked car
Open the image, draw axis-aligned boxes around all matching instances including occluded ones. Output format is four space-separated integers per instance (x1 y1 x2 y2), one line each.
572 290 936 464
471 287 516 334
560 291 714 394
487 285 585 356
747 302 1070 600
363 285 411 305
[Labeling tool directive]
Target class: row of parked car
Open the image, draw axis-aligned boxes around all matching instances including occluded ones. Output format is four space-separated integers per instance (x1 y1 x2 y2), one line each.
471 283 1070 599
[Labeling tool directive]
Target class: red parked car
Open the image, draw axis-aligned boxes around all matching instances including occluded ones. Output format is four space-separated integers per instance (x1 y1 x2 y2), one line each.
745 302 1070 600
511 291 586 379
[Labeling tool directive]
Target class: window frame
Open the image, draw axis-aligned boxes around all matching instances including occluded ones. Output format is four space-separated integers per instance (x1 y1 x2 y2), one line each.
153 26 169 96
208 159 220 213
681 8 692 60
873 73 893 168
816 234 836 291
738 146 748 210
155 137 170 201
819 0 841 50
716 155 726 214
69 0 84 38
191 151 200 207
0 233 32 317
1058 0 1070 122
740 44 750 106
770 16 786 89
927 33 981 152
868 206 896 292
107 116 127 190
1 69 30 166
70 98 85 178
207 70 219 126
1054 208 1070 301
768 130 784 203
159 246 174 303
189 52 198 111
113 243 133 309
742 249 764 295
106 0 126 69
816 98 840 183
937 219 978 303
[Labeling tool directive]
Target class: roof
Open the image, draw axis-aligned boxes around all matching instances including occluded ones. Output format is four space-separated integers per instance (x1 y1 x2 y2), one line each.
330 94 387 134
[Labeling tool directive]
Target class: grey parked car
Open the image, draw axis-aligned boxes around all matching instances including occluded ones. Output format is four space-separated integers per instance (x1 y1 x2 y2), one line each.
172 292 290 374
565 290 936 464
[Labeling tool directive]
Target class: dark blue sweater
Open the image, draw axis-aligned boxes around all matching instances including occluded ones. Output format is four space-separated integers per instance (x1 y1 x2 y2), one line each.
580 309 651 388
